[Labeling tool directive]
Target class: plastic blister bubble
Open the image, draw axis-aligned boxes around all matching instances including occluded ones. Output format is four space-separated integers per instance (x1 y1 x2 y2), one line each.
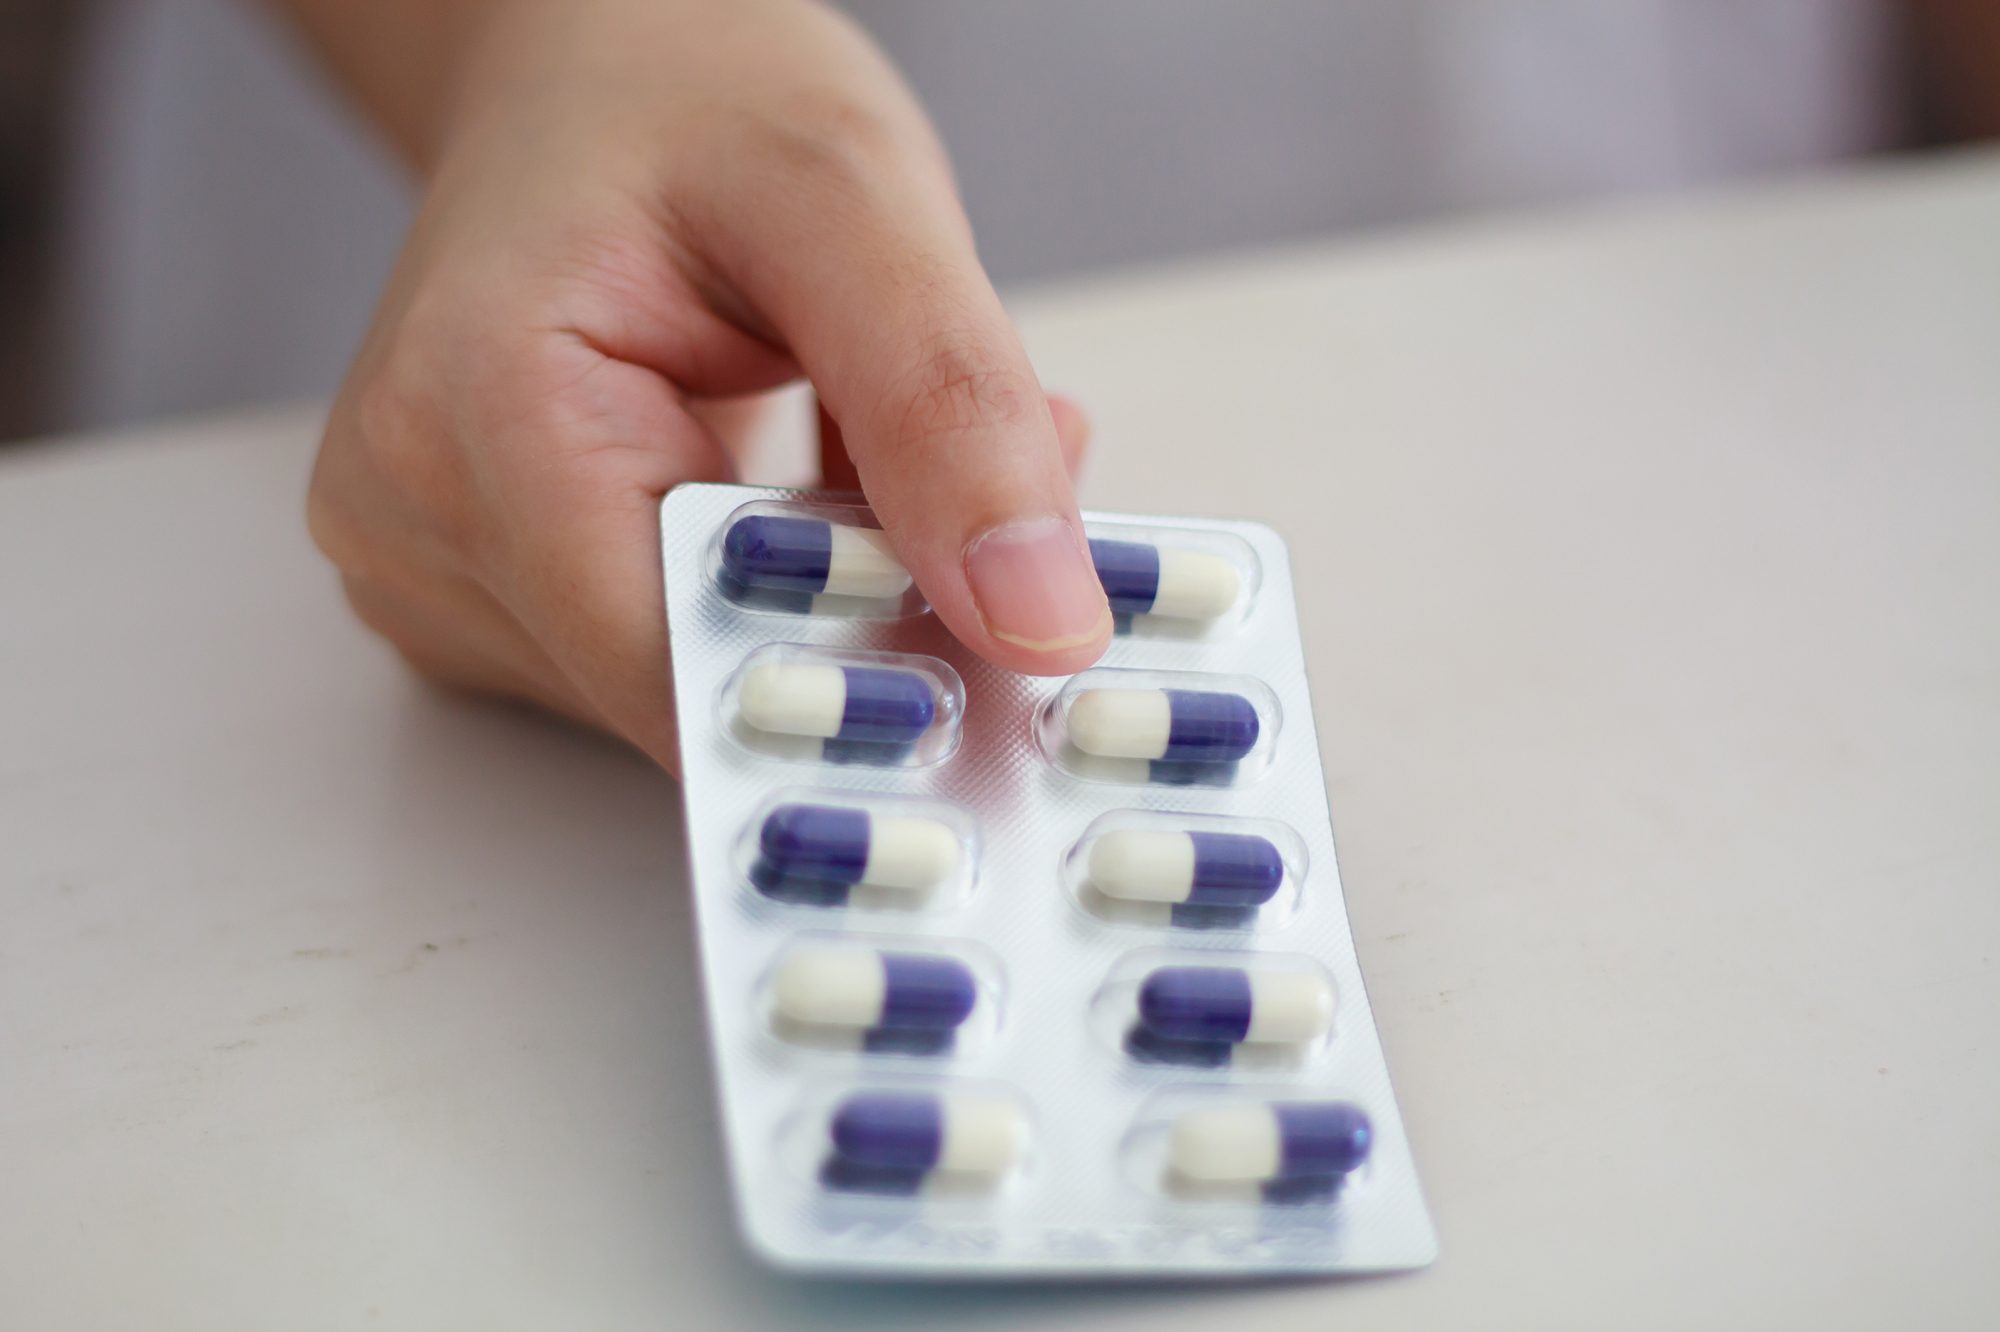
1035 668 1282 787
1119 1086 1379 1212
1060 808 1307 932
778 1077 1038 1203
1091 947 1339 1073
711 498 931 619
1082 520 1261 640
756 930 1006 1060
720 642 964 768
735 787 979 914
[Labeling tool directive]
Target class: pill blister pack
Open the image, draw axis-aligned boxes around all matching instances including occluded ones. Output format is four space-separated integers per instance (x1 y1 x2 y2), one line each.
661 483 1437 1278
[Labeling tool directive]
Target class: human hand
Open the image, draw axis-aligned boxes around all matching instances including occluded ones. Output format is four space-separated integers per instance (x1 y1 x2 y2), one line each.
302 0 1111 771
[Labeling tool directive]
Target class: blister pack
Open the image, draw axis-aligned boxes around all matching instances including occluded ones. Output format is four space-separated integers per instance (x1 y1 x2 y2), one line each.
660 483 1437 1278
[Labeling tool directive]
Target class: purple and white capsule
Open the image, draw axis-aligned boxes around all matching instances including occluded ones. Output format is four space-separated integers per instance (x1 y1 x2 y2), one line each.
757 804 961 896
772 946 977 1033
828 1090 1026 1179
1136 965 1332 1045
1089 538 1241 621
1168 1101 1372 1185
721 514 912 600
1087 829 1283 907
1066 687 1260 763
738 663 935 746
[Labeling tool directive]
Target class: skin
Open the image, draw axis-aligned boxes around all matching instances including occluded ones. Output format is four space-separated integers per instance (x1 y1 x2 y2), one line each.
270 0 1113 772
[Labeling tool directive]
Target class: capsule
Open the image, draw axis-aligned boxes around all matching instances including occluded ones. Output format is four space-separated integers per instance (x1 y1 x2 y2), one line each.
1168 1101 1372 1184
721 514 912 600
829 1091 1026 1178
1088 829 1283 907
1089 538 1241 621
738 663 935 746
1136 966 1332 1044
753 804 961 903
1122 1023 1239 1069
772 946 977 1033
1066 688 1260 763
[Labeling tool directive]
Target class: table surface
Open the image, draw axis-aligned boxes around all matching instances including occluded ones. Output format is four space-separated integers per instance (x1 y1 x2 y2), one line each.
5 149 1997 1330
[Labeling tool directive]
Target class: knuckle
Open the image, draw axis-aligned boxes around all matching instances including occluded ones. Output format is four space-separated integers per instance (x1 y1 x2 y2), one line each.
350 369 416 464
394 643 466 689
351 370 438 491
338 345 478 553
306 409 386 578
338 574 458 685
337 573 413 650
892 331 1039 454
304 471 361 570
745 93 910 199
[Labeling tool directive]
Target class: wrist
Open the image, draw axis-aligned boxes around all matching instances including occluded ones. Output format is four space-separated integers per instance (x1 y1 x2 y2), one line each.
263 0 507 171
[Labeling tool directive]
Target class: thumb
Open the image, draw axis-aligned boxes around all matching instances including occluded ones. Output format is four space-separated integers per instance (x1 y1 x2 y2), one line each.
817 390 1094 489
702 141 1111 675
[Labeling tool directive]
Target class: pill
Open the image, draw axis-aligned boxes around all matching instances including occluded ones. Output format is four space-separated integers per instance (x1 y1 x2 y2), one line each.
829 1091 1026 1178
1087 829 1283 907
1089 538 1241 620
755 804 961 897
772 946 977 1032
1123 1024 1238 1069
1066 688 1260 762
738 663 935 745
1168 1101 1372 1184
721 514 912 600
1136 966 1332 1044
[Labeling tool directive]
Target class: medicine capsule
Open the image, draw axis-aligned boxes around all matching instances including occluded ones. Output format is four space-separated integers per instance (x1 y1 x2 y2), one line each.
1088 538 1242 620
772 946 977 1033
1066 688 1260 762
755 804 960 898
1087 829 1283 907
738 663 935 746
1168 1101 1372 1184
1136 965 1332 1044
721 514 912 600
829 1091 1026 1178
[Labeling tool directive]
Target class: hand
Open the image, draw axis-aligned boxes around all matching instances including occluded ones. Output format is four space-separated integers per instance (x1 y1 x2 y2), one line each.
302 0 1112 772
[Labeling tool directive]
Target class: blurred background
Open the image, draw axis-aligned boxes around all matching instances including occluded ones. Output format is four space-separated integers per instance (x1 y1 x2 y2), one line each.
2 0 1994 443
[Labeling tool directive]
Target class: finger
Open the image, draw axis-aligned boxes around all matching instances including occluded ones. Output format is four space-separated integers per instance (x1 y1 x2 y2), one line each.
687 392 781 473
481 348 735 774
339 571 606 731
816 397 861 493
818 389 1090 488
700 132 1110 675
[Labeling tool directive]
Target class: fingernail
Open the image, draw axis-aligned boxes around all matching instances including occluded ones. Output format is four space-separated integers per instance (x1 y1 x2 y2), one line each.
964 516 1111 653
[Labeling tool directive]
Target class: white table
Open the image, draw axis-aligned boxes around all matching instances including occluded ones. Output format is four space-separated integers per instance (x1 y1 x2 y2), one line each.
5 150 1997 1330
